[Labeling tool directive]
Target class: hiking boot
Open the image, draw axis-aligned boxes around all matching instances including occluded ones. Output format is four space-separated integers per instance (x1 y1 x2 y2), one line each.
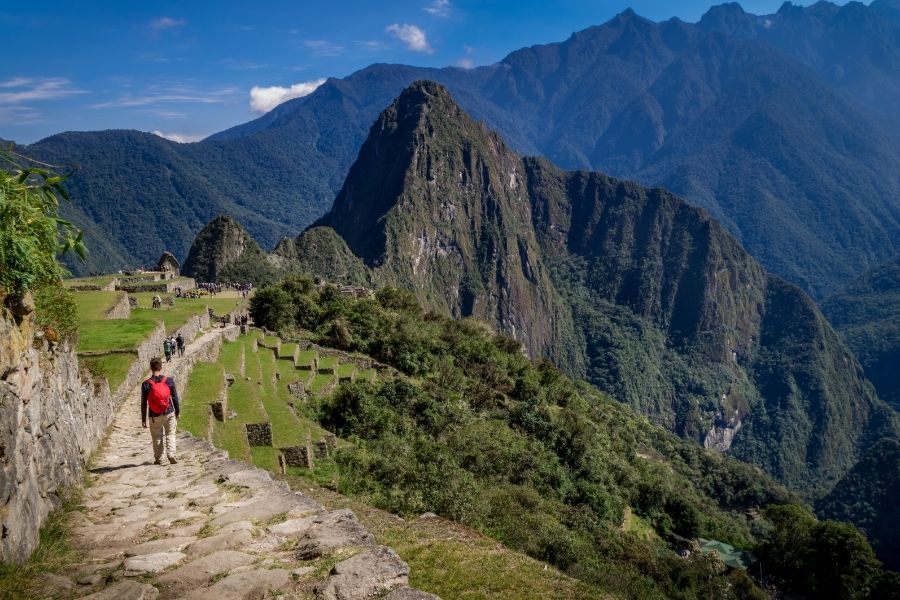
168 456 178 464
153 458 161 465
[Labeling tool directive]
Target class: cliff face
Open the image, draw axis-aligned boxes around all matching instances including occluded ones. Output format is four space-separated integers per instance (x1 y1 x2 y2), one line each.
315 82 574 363
227 82 896 494
0 300 118 563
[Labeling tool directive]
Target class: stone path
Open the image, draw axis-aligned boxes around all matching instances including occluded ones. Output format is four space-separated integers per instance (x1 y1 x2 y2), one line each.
46 326 437 600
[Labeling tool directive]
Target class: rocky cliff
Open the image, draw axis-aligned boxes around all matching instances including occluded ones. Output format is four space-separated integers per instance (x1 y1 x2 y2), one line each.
0 298 118 563
271 81 898 495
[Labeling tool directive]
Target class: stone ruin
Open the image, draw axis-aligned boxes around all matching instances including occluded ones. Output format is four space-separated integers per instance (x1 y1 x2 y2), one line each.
245 422 273 446
210 400 226 422
281 444 313 469
287 380 307 401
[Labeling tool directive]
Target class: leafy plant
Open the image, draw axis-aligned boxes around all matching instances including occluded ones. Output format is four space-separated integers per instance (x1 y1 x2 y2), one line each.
0 149 85 298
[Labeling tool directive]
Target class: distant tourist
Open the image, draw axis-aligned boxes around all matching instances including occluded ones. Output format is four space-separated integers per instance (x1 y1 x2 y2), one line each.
141 357 180 465
163 337 173 362
176 333 185 357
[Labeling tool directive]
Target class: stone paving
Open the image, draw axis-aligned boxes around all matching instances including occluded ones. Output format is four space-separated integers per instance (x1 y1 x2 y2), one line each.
47 326 436 600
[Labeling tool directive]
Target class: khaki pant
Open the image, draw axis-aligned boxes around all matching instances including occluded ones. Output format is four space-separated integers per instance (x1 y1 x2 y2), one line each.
149 413 177 461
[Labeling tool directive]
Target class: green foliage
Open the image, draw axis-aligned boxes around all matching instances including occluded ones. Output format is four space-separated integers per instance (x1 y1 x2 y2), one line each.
817 438 900 570
256 281 802 599
757 505 885 600
33 283 78 341
0 152 84 298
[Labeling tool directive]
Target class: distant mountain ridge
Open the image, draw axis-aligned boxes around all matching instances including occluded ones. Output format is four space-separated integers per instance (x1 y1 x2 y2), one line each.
254 81 899 499
26 1 900 301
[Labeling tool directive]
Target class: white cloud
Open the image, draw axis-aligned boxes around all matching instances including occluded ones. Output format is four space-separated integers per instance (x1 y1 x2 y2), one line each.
386 23 433 53
455 58 474 69
0 77 85 104
150 17 185 31
91 83 238 109
249 78 327 113
151 130 205 143
304 40 344 57
424 0 451 17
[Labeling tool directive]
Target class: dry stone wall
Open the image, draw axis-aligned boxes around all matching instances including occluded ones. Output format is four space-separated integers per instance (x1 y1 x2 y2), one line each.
104 292 131 320
0 307 118 564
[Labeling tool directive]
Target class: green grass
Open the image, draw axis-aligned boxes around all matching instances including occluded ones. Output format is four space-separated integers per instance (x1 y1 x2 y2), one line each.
80 352 136 391
317 356 337 370
76 319 159 353
290 482 604 600
250 446 281 472
0 490 83 600
263 335 280 348
217 338 246 374
296 349 316 367
278 343 298 360
310 373 335 395
63 275 117 288
73 291 124 321
356 368 377 382
181 362 225 437
336 363 356 378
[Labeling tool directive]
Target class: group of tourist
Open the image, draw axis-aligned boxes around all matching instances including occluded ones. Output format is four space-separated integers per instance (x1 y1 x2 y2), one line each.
162 334 184 362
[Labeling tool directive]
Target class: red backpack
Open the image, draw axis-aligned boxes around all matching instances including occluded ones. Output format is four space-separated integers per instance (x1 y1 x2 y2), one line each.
146 377 171 414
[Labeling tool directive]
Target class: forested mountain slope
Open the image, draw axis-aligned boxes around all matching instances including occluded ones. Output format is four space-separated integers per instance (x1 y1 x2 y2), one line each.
267 81 899 497
24 2 900 300
823 255 900 411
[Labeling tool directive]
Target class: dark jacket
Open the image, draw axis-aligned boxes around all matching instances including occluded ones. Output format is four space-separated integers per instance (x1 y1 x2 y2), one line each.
141 374 180 421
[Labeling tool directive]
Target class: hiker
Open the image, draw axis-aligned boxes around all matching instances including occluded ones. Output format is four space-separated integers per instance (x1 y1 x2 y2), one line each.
176 333 185 357
163 337 173 362
152 294 161 309
141 357 180 465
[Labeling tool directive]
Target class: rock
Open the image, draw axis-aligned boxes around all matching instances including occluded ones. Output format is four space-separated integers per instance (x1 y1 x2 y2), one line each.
124 551 186 576
37 572 74 593
125 536 197 556
383 588 443 600
316 546 409 600
78 579 159 600
292 567 315 578
268 515 315 537
418 513 438 520
185 528 253 557
225 468 272 488
181 568 291 600
211 489 318 526
157 550 255 586
294 509 375 559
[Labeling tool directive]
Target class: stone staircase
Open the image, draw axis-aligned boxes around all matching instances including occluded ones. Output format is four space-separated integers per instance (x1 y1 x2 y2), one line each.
44 327 438 600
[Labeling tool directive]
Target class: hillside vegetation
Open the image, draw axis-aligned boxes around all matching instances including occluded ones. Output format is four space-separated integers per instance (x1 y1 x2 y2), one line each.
245 277 898 599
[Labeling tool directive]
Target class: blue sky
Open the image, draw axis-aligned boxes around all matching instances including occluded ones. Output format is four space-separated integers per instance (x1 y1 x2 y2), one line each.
2 0 811 144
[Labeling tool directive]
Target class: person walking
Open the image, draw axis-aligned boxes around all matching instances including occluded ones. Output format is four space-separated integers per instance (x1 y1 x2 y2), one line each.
176 333 185 357
163 337 173 362
141 357 180 465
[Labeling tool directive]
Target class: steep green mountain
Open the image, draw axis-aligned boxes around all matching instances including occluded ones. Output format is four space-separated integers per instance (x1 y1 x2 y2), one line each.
816 438 900 571
270 81 898 496
23 3 900 299
822 255 900 411
181 215 279 284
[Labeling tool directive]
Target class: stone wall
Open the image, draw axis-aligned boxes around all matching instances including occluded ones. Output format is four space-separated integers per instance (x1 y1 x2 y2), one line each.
246 422 273 446
104 293 131 320
0 305 118 564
